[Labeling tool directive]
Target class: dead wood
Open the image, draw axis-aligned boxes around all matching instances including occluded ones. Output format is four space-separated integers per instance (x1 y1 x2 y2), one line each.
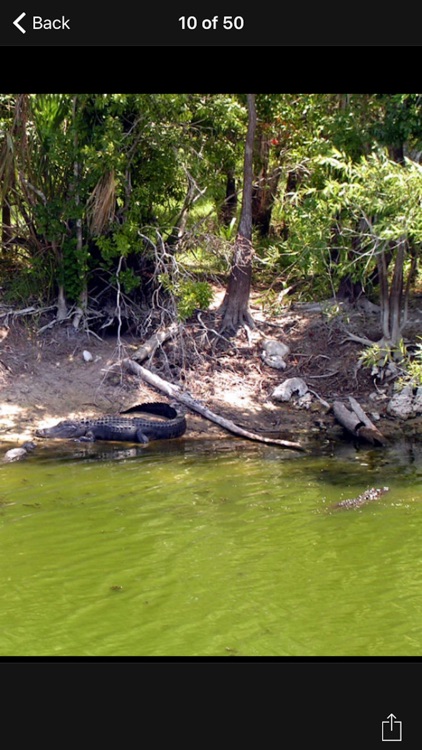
333 398 388 446
132 322 180 363
123 358 305 451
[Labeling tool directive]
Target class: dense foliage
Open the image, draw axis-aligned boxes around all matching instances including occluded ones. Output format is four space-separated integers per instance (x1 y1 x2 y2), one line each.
1 93 422 337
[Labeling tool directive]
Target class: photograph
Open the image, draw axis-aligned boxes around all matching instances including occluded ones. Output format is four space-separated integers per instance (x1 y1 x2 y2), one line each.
0 12 420 740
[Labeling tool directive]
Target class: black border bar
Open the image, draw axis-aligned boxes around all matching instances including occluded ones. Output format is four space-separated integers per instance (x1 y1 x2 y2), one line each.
1 5 422 46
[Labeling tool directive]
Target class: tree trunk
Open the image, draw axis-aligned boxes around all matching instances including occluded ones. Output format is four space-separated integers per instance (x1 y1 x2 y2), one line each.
71 95 88 330
167 168 206 247
251 130 282 237
388 239 405 345
1 200 11 258
374 238 407 347
388 144 405 165
219 235 255 330
333 217 367 303
52 238 68 320
219 170 237 226
167 173 197 247
56 283 68 321
280 168 301 241
219 94 257 332
252 168 281 237
72 213 86 329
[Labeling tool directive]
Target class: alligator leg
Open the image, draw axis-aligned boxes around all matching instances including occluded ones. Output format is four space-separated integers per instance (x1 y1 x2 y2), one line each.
77 431 96 442
135 429 149 443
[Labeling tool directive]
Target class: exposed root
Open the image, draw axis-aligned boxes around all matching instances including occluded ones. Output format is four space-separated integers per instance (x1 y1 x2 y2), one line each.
342 331 385 347
219 306 256 335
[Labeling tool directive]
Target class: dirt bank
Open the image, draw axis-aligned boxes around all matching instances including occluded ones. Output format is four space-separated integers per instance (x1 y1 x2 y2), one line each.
0 293 421 450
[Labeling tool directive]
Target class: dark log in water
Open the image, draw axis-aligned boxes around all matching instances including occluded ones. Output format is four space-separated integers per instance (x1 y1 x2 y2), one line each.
333 397 388 446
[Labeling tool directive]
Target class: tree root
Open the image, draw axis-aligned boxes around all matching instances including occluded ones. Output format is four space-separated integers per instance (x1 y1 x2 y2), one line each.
219 307 256 335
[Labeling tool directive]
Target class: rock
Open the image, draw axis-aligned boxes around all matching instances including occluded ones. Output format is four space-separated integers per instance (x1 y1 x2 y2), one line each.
369 391 388 401
386 385 422 419
83 350 93 362
3 449 27 463
272 377 308 402
263 356 287 370
413 388 422 414
3 441 36 463
261 339 290 370
262 339 290 357
297 392 313 409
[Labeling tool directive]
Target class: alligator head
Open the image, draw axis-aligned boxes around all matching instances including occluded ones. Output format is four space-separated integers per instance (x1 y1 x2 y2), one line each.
36 420 89 439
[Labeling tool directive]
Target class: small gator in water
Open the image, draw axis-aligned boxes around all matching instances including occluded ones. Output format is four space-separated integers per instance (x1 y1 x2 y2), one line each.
35 402 186 444
332 486 390 510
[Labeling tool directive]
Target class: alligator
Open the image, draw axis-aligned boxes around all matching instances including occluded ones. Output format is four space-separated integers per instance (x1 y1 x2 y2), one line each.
331 486 390 511
35 402 186 444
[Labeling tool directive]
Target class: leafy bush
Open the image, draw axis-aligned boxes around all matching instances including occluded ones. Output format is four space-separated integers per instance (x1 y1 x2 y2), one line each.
176 280 213 320
159 274 213 320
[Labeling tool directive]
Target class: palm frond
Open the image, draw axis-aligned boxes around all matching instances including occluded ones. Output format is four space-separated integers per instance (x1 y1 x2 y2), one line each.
87 170 116 235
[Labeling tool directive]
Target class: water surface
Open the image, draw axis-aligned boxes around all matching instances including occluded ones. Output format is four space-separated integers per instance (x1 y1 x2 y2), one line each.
1 436 421 656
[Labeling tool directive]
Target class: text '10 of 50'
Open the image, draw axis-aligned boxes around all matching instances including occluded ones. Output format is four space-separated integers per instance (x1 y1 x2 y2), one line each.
178 16 245 31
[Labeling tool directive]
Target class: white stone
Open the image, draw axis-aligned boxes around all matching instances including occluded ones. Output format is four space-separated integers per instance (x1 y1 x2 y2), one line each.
413 387 422 414
272 377 308 402
297 392 313 409
3 448 27 462
261 339 290 370
262 339 290 357
387 385 416 419
261 353 287 370
83 350 93 362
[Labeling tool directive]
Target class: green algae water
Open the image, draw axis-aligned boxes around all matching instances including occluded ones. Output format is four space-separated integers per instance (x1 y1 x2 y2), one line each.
1 436 422 657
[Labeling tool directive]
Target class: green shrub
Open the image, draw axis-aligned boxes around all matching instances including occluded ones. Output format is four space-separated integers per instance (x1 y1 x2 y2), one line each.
159 274 213 320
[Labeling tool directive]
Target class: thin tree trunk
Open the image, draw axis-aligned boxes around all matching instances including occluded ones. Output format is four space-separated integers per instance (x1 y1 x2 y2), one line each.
71 96 87 329
167 168 206 247
1 200 11 257
377 243 390 340
251 129 282 237
52 239 68 320
219 170 237 226
388 239 405 345
280 169 301 240
375 238 406 346
72 211 86 329
56 283 68 321
219 94 257 332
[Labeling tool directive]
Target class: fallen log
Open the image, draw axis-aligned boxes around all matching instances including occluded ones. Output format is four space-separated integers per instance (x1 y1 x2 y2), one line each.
131 322 179 363
123 358 305 451
333 398 388 446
